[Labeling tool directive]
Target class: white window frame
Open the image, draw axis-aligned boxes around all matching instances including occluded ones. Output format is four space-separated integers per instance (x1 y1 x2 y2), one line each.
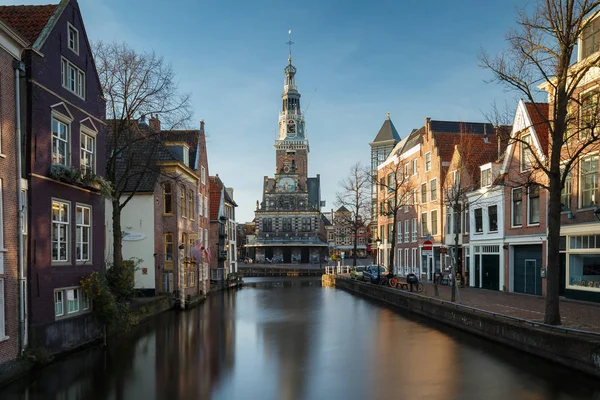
404 220 410 242
474 207 483 233
204 195 209 217
67 23 79 54
412 218 417 242
61 57 85 99
52 115 70 166
421 182 427 204
527 185 540 226
67 288 79 314
412 248 417 273
425 152 431 172
412 159 417 175
182 145 190 166
421 212 428 237
520 134 532 172
201 166 206 184
397 248 402 271
80 130 95 174
579 154 599 208
481 168 492 187
52 200 70 263
397 221 402 243
204 228 208 249
430 178 437 202
76 204 92 262
488 205 498 232
512 187 523 227
55 290 64 316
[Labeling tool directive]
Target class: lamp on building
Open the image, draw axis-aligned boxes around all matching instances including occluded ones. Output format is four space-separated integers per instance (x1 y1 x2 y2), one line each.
594 207 600 222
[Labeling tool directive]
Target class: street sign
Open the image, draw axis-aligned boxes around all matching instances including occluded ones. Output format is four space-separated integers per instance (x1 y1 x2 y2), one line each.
422 240 433 256
340 252 345 259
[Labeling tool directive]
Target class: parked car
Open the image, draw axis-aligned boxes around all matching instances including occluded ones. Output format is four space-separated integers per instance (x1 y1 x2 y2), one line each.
350 266 366 280
363 265 387 283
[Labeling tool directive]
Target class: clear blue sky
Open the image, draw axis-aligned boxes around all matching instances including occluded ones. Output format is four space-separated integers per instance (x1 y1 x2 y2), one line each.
5 0 530 222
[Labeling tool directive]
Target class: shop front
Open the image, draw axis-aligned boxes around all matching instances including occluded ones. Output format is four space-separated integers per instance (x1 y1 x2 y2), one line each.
561 232 600 303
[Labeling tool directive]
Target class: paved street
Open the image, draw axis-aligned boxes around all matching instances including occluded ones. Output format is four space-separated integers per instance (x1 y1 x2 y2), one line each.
418 282 600 333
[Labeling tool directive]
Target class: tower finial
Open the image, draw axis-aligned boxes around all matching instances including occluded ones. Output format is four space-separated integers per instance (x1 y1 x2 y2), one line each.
286 29 294 64
386 111 390 120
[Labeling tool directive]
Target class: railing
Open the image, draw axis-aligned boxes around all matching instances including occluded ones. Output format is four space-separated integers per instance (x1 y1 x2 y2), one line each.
247 235 326 245
324 265 350 275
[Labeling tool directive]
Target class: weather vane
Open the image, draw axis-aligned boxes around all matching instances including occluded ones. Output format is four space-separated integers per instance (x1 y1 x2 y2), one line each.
286 29 294 63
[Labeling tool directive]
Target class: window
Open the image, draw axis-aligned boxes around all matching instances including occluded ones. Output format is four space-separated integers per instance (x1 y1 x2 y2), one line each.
528 185 540 225
404 220 410 242
430 179 437 201
464 205 470 234
52 200 69 262
512 188 523 226
481 168 492 187
561 167 572 211
412 218 417 241
379 225 385 243
61 58 85 98
163 183 173 214
474 208 483 233
165 233 173 261
412 248 417 272
67 289 79 313
182 147 189 166
397 221 402 243
283 218 292 232
68 23 79 53
76 205 91 261
397 248 402 270
425 152 431 172
201 166 206 184
181 186 186 217
82 292 90 310
580 155 598 207
412 189 417 206
80 133 95 174
421 183 427 203
204 195 208 217
52 117 69 165
188 190 194 219
488 205 498 232
431 209 438 235
446 208 452 235
181 233 187 260
404 248 409 270
204 228 208 249
581 89 600 139
404 164 409 179
412 159 417 175
198 194 203 218
55 291 64 316
302 217 311 232
421 212 428 236
454 207 462 234
387 173 395 193
520 134 532 171
21 187 27 235
263 218 272 232
387 223 393 244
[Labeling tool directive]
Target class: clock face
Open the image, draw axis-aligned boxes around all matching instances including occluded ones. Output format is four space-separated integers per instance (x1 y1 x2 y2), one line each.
287 119 296 135
278 177 295 192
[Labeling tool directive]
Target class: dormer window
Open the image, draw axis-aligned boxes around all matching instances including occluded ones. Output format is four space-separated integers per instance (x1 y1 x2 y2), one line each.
68 23 79 54
481 168 492 187
582 17 600 60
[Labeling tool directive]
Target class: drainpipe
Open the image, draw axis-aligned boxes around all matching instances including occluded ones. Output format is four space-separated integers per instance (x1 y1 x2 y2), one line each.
13 59 27 354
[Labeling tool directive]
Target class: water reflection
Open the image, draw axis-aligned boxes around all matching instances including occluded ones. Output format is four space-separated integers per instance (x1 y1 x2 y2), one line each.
1 277 600 400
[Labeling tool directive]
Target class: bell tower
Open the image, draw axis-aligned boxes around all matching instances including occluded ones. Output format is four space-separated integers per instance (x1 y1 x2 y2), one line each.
275 30 309 187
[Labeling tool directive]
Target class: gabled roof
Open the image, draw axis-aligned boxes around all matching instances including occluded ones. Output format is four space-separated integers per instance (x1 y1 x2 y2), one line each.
524 102 549 154
372 116 401 143
400 127 424 153
429 120 506 163
209 176 223 220
336 205 350 213
429 120 495 135
0 4 57 44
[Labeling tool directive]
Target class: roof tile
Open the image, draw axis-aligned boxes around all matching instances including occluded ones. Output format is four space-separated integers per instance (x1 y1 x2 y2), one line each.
0 4 57 43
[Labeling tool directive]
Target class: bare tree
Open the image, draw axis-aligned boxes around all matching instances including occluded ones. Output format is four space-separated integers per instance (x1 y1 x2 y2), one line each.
373 154 415 273
94 41 193 270
480 1 600 325
335 163 371 267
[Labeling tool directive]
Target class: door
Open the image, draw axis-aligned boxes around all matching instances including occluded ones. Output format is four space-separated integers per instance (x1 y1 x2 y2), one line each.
265 248 274 260
475 255 480 288
163 272 174 292
482 254 500 290
514 245 542 295
283 247 292 263
301 248 309 263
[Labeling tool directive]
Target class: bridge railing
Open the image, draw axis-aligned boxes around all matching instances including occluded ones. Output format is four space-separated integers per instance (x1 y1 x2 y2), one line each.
324 265 350 275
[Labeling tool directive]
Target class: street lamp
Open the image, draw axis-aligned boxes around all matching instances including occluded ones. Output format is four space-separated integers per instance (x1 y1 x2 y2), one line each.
375 237 382 282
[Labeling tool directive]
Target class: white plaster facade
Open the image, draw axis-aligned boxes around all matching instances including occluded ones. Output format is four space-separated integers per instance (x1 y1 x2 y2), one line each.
105 195 156 291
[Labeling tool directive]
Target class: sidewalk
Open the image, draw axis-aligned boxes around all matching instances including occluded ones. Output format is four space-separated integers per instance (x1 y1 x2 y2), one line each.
420 282 600 333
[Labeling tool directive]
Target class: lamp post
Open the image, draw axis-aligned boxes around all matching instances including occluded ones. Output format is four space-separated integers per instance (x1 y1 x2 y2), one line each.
375 237 382 282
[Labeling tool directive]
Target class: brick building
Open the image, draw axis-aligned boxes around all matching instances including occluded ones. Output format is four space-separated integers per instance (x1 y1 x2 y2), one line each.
0 0 107 352
209 175 237 283
0 17 28 367
105 117 210 306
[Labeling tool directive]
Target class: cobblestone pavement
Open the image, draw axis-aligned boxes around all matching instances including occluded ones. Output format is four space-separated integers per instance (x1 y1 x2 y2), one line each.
419 282 600 333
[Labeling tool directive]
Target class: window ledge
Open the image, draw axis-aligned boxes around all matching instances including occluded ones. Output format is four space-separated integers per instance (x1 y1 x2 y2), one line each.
510 225 523 229
0 248 8 253
527 223 540 227
0 336 10 343
576 207 597 213
52 262 72 267
0 154 6 159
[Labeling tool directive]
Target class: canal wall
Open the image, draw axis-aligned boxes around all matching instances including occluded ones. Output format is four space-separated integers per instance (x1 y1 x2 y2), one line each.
334 276 600 378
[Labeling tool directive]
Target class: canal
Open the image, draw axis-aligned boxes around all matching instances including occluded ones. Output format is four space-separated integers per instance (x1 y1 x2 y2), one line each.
1 277 600 400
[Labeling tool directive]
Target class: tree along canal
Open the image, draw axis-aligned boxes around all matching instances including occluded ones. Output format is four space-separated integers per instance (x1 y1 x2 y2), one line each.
1 277 599 400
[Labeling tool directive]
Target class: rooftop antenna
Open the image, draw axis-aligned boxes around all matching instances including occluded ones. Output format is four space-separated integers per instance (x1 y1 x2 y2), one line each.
286 30 294 64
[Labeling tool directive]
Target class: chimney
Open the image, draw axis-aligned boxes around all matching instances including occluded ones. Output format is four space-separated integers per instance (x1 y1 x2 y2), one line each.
200 119 205 133
149 114 161 133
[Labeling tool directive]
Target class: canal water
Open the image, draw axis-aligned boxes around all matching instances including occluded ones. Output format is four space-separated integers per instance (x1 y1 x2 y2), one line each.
1 277 600 400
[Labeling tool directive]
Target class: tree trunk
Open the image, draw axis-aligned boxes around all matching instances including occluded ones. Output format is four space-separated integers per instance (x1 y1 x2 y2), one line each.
353 226 358 267
452 230 459 303
545 170 562 325
112 197 123 270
